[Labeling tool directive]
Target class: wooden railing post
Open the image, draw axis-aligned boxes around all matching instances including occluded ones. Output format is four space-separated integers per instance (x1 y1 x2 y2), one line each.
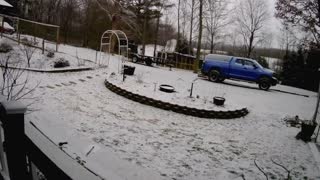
0 101 29 180
1 19 4 38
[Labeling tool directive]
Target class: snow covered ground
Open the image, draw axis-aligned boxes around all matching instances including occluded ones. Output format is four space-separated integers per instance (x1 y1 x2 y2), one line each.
265 57 282 71
109 65 244 111
2 36 319 179
0 37 97 70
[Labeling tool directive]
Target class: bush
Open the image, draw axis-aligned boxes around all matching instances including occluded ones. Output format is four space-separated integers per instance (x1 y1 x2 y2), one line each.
254 56 269 68
47 51 55 58
53 58 70 68
21 37 38 46
0 42 13 53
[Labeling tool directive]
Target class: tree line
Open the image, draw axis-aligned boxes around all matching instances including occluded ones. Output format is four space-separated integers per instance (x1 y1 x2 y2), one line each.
7 0 176 53
275 0 320 91
7 0 320 91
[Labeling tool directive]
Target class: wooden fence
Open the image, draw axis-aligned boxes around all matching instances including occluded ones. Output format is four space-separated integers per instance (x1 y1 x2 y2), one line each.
156 52 203 70
0 13 60 52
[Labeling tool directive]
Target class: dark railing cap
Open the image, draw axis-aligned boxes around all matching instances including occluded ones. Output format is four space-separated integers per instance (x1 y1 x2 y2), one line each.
1 101 27 115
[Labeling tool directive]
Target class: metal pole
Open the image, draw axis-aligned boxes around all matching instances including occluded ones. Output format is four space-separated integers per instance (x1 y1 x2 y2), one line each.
16 18 19 40
42 39 45 54
313 68 320 123
56 27 60 52
190 83 194 98
314 68 320 142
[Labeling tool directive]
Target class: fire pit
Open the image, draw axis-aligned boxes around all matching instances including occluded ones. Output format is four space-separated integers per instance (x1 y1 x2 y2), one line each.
159 84 175 93
213 97 225 106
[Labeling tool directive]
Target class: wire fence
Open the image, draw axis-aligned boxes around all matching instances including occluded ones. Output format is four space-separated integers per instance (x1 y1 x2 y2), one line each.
0 14 60 52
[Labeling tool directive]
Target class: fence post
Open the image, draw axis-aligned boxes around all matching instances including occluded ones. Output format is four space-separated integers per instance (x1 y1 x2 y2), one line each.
42 39 45 54
0 101 29 180
1 19 4 38
16 18 19 40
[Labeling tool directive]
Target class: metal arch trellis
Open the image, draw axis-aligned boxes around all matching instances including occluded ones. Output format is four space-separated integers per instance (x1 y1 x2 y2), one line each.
99 30 129 73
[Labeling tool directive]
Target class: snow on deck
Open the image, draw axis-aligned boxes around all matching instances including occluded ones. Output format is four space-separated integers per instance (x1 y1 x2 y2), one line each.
0 0 12 7
15 40 320 179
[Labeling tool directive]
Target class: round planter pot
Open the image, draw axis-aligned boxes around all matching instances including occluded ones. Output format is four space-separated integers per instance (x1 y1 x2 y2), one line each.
213 97 225 106
159 84 175 93
296 122 318 142
124 65 135 76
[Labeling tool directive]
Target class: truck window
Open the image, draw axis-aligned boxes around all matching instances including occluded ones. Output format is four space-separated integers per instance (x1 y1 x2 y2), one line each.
244 60 254 67
235 59 243 65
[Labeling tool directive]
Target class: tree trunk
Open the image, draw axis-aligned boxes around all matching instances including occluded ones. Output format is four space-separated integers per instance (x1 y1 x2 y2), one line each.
195 0 203 73
177 0 181 52
188 0 194 55
142 14 148 56
210 33 214 53
247 31 254 58
153 15 160 57
110 15 119 54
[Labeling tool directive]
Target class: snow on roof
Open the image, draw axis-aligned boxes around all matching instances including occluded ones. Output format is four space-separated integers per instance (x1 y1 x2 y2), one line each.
205 54 233 61
164 39 177 53
0 0 12 7
3 22 14 30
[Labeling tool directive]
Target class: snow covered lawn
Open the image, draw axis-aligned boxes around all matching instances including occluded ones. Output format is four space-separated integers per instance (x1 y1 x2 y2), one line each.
0 37 97 70
9 41 319 179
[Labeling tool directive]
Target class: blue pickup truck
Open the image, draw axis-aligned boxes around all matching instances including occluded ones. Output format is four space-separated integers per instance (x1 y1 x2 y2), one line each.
201 54 278 90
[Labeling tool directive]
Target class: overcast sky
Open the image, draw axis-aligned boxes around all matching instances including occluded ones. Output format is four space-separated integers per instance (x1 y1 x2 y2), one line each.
166 0 283 48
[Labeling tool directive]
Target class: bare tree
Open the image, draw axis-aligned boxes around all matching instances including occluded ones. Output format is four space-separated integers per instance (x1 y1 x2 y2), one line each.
276 0 320 46
0 53 39 105
177 0 181 51
45 0 63 24
94 0 167 55
28 0 46 21
204 0 229 53
153 0 174 57
20 43 36 68
180 1 188 38
59 0 78 43
158 14 176 45
194 0 203 73
278 25 298 55
137 0 166 56
235 0 270 58
188 0 195 55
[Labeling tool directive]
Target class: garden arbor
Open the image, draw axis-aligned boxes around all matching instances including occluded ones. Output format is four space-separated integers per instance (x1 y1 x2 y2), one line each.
99 30 129 72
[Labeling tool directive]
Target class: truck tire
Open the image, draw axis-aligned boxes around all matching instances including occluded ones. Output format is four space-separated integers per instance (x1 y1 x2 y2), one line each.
259 78 271 91
209 70 220 82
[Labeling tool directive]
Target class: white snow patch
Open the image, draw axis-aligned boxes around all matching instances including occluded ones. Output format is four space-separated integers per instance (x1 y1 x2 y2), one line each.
164 39 177 52
0 37 97 70
0 0 12 7
3 22 14 30
138 44 164 57
265 57 282 71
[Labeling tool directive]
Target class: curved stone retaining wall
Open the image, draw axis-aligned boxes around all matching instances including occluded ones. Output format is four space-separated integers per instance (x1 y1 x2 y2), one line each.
105 80 249 119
